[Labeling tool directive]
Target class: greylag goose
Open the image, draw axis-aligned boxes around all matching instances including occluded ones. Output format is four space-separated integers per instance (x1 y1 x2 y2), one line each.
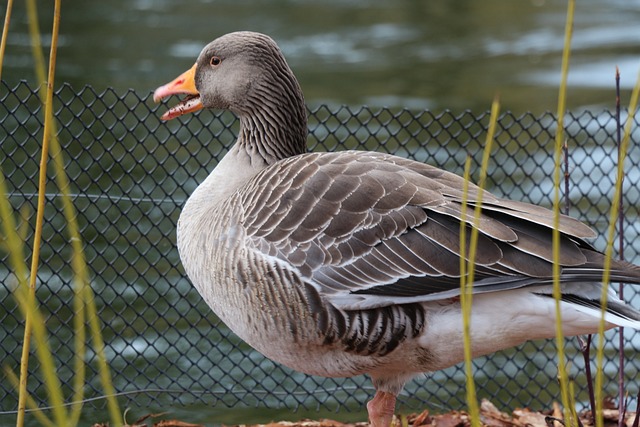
153 31 640 427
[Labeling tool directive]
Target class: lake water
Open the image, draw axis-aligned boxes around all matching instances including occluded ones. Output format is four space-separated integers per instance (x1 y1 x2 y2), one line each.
3 0 640 112
2 0 640 425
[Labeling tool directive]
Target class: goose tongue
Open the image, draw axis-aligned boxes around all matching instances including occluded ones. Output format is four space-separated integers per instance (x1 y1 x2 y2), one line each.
153 62 203 121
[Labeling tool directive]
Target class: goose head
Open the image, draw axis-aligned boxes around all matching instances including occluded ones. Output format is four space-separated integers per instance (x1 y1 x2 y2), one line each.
153 31 308 161
153 31 304 120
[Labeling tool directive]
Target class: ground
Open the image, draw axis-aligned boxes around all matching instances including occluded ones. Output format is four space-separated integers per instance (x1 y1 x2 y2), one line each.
93 399 639 427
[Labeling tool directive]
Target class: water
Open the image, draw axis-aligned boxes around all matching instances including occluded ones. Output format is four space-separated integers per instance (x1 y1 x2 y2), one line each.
2 0 640 425
3 0 640 112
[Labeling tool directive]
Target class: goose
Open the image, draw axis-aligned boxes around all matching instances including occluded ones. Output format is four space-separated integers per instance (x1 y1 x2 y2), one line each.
153 31 640 427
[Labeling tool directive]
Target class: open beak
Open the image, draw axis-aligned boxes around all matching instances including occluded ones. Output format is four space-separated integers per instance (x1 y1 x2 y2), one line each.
153 63 203 121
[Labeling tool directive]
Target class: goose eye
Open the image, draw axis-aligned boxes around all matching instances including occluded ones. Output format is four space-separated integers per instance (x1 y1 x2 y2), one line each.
210 56 221 66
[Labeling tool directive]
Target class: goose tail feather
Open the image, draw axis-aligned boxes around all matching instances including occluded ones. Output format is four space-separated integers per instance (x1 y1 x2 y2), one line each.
557 293 640 329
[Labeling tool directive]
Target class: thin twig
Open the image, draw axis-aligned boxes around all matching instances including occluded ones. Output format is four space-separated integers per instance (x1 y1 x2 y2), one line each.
579 335 596 423
631 389 640 427
599 67 640 427
563 140 570 216
614 66 626 427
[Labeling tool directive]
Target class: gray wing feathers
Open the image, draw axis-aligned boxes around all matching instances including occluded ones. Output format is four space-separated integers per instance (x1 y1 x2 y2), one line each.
239 151 640 308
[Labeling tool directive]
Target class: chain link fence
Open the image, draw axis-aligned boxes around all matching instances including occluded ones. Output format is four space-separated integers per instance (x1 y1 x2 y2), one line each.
1 80 639 416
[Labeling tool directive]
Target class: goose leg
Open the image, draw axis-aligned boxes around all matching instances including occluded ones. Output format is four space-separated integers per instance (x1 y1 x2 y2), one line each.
367 390 397 427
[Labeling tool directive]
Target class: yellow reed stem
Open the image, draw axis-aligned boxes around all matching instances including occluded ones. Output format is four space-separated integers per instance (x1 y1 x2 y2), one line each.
0 178 28 318
86 278 123 426
26 0 46 84
0 171 50 427
467 99 500 283
0 0 14 81
15 0 69 425
25 0 88 423
459 97 500 427
459 156 475 426
15 279 67 425
552 0 575 424
595 69 640 427
24 0 122 424
4 366 55 427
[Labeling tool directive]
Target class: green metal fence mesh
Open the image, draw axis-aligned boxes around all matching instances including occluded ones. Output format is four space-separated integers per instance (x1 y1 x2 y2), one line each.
1 80 639 414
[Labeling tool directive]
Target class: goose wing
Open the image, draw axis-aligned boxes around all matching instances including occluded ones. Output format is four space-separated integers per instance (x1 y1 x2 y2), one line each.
240 150 624 310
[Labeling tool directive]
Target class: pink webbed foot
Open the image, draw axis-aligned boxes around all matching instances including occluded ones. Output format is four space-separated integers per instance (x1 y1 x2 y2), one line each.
367 390 397 427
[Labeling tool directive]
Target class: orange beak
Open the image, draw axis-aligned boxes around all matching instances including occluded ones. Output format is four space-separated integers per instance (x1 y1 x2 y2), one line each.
153 63 203 121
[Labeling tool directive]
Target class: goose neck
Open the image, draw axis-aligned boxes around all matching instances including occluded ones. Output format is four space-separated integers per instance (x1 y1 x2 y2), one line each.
236 103 307 165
